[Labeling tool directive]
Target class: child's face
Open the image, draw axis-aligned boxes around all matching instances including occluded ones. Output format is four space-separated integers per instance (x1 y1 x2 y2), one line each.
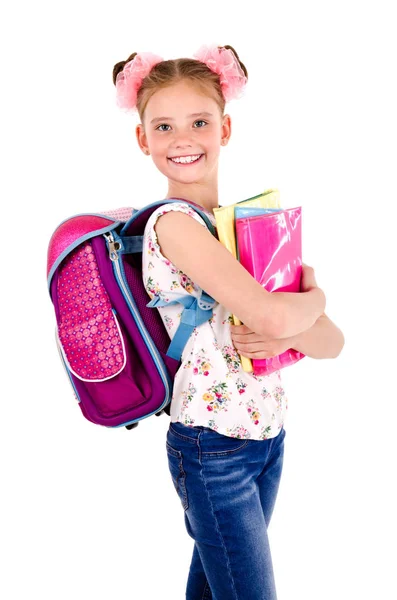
136 80 231 185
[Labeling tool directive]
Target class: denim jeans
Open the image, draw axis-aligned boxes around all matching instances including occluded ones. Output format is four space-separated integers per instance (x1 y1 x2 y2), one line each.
166 420 286 600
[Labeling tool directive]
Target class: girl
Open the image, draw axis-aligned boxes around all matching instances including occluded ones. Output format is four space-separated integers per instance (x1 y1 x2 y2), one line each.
113 44 344 600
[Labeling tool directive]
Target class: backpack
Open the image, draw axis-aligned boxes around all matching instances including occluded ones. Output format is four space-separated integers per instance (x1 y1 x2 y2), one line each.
46 198 218 430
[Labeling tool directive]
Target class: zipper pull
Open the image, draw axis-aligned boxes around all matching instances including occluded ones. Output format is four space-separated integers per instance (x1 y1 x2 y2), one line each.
105 232 121 262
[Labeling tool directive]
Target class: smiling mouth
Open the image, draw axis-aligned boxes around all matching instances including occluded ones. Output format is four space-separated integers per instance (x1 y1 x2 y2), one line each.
168 154 204 165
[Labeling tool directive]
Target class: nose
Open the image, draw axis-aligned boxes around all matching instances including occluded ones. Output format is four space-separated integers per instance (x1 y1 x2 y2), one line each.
171 142 193 156
175 138 193 149
172 129 194 149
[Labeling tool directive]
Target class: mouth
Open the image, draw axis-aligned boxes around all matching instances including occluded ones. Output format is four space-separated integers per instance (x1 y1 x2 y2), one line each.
167 154 204 166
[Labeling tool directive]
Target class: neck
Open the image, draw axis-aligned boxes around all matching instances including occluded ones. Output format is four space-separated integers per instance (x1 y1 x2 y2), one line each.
165 179 219 214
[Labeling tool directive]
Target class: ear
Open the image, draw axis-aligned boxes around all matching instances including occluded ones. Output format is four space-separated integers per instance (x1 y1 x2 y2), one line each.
221 113 232 145
136 123 149 155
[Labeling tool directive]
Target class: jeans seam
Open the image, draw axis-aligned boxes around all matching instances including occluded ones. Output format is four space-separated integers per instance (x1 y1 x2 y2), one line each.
197 430 239 600
169 424 199 444
201 580 211 600
201 439 249 457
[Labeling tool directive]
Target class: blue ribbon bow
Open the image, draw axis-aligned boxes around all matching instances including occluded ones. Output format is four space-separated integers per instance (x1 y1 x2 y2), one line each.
146 290 217 360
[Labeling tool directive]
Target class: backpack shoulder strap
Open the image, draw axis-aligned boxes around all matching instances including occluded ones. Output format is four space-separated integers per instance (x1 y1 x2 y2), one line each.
118 198 217 255
121 199 218 361
146 290 217 360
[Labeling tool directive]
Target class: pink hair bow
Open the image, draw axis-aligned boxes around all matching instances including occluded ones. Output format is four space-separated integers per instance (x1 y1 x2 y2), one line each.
115 45 247 113
192 44 247 103
115 52 164 113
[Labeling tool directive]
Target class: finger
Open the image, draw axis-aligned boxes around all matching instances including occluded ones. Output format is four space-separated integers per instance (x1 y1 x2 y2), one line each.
236 342 281 357
234 341 261 352
233 328 259 340
239 351 272 359
230 324 248 334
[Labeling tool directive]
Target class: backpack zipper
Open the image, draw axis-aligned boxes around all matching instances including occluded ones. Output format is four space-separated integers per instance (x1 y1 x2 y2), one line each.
103 231 173 416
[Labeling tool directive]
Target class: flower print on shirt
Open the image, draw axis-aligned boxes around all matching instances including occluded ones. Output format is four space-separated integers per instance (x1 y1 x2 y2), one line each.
222 314 234 326
175 412 195 427
260 425 273 440
179 273 195 294
206 419 219 431
225 424 251 439
212 338 221 352
189 349 213 376
145 276 163 300
164 314 173 330
260 385 272 401
208 314 216 326
250 371 265 383
163 259 178 274
179 381 198 415
147 236 157 258
183 351 212 375
244 397 262 425
274 385 286 411
178 413 196 426
221 343 241 374
236 377 248 396
170 279 181 291
202 381 231 413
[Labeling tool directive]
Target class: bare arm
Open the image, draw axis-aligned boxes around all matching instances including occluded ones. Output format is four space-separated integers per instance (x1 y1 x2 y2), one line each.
153 209 283 338
271 287 327 339
152 208 325 340
289 312 345 358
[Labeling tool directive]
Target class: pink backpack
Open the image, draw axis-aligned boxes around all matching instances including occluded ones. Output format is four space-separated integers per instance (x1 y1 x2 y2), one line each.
47 199 218 430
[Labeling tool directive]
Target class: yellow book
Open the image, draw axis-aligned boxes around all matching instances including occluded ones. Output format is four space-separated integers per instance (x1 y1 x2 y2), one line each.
214 189 281 373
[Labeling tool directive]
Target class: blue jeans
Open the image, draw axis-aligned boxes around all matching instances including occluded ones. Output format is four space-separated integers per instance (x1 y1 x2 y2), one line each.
166 420 286 600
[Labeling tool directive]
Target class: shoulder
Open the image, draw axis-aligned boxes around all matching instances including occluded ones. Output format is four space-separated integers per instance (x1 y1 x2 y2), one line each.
146 202 208 231
142 202 212 271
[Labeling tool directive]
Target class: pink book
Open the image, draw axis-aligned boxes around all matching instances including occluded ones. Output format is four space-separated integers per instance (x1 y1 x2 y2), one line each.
235 207 305 376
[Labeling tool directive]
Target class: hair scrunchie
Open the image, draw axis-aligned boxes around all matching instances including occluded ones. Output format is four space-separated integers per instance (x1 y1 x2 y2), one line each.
115 44 247 113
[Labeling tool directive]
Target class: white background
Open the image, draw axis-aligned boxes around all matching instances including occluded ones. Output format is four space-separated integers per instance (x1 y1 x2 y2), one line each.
1 1 396 598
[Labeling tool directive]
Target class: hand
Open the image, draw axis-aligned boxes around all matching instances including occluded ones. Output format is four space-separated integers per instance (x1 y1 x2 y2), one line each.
230 323 295 359
300 262 318 292
300 263 327 317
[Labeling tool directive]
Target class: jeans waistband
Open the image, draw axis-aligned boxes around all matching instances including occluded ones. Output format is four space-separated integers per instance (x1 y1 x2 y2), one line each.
169 420 206 441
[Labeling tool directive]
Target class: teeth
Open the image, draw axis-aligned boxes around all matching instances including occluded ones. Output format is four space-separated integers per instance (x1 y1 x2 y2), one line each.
170 154 201 164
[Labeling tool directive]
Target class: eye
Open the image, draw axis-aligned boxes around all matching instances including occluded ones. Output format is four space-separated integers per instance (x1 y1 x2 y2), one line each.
155 120 208 132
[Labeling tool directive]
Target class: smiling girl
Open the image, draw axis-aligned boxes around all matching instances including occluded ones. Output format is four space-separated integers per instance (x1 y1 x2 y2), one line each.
113 43 344 599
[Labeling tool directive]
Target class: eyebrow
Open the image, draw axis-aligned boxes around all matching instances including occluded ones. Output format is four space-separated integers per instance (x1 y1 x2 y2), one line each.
150 112 214 125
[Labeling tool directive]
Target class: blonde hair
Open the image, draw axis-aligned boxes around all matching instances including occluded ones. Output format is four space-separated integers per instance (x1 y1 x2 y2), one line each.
112 45 248 122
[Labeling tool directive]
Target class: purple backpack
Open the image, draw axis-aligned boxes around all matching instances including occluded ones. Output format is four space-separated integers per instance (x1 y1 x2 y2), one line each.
47 199 218 430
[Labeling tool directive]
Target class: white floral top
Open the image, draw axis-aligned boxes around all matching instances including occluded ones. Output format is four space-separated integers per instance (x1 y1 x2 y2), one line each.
142 202 288 440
